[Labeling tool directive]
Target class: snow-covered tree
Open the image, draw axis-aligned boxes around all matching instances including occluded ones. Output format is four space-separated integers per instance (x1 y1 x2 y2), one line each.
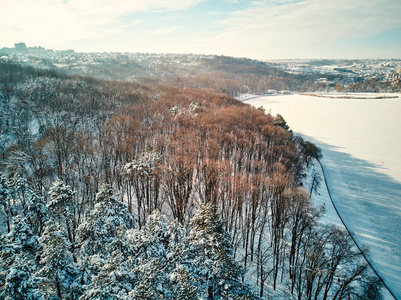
77 184 134 257
0 217 43 300
79 210 202 300
76 184 138 299
0 255 43 300
122 149 162 228
6 216 39 253
79 211 189 299
78 224 144 299
48 179 75 244
23 191 48 237
79 253 135 300
7 175 48 236
36 220 80 299
0 172 12 233
187 202 256 299
130 211 201 299
167 265 199 300
123 150 162 178
48 180 74 219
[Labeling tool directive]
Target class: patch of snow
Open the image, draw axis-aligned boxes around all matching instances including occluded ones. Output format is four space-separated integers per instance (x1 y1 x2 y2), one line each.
247 93 401 299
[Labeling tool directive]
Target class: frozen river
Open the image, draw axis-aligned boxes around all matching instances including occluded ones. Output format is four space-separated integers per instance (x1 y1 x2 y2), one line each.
246 94 401 299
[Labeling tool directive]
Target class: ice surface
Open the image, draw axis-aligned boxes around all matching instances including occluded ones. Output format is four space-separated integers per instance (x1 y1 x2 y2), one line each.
246 94 401 299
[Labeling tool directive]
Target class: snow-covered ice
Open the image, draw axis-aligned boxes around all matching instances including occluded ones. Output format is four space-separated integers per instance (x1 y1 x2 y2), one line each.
246 94 401 299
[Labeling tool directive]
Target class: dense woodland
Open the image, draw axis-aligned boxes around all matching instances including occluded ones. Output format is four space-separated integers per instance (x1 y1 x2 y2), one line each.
43 55 401 94
0 62 382 299
3 52 400 97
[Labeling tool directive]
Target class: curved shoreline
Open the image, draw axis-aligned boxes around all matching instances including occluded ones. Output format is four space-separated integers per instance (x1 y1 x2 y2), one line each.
300 93 399 100
245 94 401 299
315 157 397 300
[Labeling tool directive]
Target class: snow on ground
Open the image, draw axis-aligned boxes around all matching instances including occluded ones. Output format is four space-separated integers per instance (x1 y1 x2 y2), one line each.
307 160 344 228
246 94 401 300
300 92 399 99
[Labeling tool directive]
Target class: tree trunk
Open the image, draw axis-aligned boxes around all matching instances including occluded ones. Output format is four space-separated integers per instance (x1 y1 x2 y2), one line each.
56 278 62 299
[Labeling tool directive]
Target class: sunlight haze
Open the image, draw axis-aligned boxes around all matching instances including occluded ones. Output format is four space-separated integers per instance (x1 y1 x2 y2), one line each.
1 0 401 59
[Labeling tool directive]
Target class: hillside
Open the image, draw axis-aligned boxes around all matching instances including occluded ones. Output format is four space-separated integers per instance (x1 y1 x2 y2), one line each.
0 62 382 299
2 47 400 97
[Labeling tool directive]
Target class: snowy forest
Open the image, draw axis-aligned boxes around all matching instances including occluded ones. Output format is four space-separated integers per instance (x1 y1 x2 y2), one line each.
0 61 382 299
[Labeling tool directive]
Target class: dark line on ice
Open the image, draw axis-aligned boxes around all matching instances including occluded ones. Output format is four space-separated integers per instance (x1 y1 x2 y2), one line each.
316 158 397 300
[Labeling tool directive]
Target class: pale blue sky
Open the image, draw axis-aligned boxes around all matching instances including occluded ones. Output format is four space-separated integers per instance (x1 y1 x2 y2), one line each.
1 0 400 59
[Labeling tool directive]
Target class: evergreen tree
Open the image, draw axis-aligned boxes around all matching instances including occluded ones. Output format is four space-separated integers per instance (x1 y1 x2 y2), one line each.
129 211 192 299
77 184 137 299
0 255 43 300
36 220 80 299
78 253 134 300
0 172 12 233
161 216 202 299
168 266 199 300
24 191 48 237
7 216 39 253
48 179 75 244
76 184 134 257
79 211 195 300
48 180 74 220
0 217 43 300
187 202 256 299
273 113 289 130
79 229 137 300
5 175 48 236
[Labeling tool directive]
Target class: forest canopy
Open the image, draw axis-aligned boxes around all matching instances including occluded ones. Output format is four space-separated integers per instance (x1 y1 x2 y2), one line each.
0 62 381 299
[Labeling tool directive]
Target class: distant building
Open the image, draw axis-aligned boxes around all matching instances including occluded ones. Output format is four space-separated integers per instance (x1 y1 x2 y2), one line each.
29 46 45 53
14 42 27 51
116 54 128 62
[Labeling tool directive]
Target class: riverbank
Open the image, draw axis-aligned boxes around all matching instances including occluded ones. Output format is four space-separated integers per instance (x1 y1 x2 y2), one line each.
246 94 401 299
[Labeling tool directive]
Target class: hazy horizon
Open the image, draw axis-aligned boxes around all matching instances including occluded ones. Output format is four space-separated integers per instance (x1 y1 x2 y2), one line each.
1 0 401 60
